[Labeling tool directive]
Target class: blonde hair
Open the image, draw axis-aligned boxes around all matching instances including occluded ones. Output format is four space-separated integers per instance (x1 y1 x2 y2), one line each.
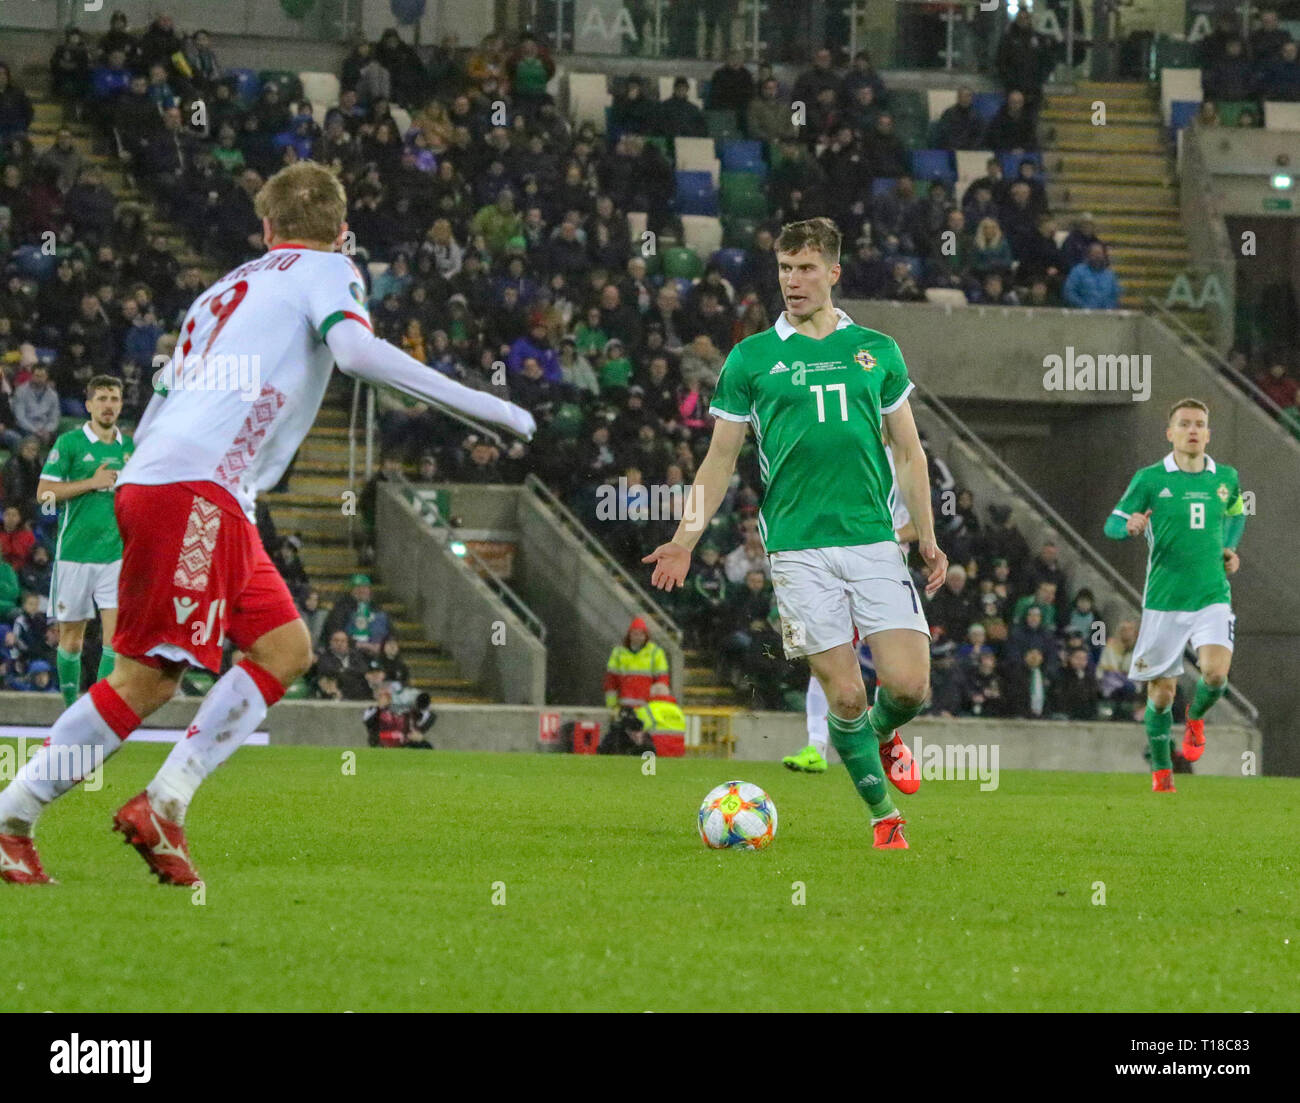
775 217 841 267
253 161 347 245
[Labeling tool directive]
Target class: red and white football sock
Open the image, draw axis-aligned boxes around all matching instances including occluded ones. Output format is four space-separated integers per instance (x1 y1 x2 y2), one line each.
147 660 285 824
0 682 139 835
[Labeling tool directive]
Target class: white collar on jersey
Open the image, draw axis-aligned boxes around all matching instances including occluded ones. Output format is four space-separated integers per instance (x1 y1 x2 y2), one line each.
1163 451 1216 473
774 306 854 341
83 421 123 445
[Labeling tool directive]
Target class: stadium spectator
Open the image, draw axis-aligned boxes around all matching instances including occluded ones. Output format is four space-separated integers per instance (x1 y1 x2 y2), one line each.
300 588 328 650
718 568 775 677
984 89 1037 152
1254 40 1300 100
995 10 1052 117
1013 580 1059 629
657 77 708 137
1255 357 1298 408
316 629 374 701
1249 9 1293 63
928 641 970 717
1097 618 1140 717
1060 212 1101 271
747 77 800 144
363 686 409 745
0 555 19 619
1052 647 1099 720
723 524 768 584
1 505 36 570
967 650 1009 717
1004 646 1051 718
934 87 986 150
1064 242 1121 309
2 435 42 511
927 564 978 645
0 65 34 143
1204 38 1252 102
708 50 755 113
12 366 59 447
604 614 670 715
1008 605 1058 674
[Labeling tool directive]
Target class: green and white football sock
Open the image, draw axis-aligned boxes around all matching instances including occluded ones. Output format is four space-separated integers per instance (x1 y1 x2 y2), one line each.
866 686 924 742
97 646 116 681
1144 700 1173 771
828 709 897 821
56 647 81 707
1188 676 1226 721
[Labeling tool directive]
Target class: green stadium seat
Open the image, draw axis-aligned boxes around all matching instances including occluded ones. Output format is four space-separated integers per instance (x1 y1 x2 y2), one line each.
258 68 304 104
723 216 760 248
888 89 928 123
721 190 769 219
1216 100 1257 127
550 403 585 441
661 246 704 280
720 170 766 200
643 135 675 164
1152 35 1202 72
704 109 741 140
281 677 312 700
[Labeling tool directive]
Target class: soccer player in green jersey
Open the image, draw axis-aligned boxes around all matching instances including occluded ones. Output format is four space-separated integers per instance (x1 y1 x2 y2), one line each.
645 218 948 850
36 376 135 706
1105 398 1244 793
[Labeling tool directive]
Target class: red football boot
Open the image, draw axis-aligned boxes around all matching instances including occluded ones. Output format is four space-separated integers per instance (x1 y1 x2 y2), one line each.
0 833 53 884
1151 768 1177 793
872 815 910 850
1183 718 1206 763
879 731 921 795
112 792 202 886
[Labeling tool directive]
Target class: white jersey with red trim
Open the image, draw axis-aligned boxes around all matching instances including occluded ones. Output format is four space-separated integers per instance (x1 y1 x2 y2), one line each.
118 245 371 521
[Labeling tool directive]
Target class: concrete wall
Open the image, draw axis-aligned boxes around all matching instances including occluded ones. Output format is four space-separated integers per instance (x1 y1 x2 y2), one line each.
513 484 685 705
376 484 547 704
1197 129 1300 217
732 712 1260 778
0 692 1260 777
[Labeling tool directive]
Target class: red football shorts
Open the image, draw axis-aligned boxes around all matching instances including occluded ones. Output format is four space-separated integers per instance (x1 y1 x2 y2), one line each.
113 482 301 672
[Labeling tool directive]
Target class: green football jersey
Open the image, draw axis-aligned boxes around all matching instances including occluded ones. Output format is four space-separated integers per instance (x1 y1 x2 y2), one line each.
709 308 914 553
1110 453 1243 612
40 422 134 564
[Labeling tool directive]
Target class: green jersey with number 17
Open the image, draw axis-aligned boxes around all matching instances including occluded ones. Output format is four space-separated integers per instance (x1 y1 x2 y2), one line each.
40 422 134 564
708 308 914 553
1110 453 1243 611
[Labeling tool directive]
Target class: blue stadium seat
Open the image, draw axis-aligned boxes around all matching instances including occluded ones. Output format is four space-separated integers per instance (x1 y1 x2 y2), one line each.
972 92 1004 121
12 245 56 282
1169 99 1201 133
999 151 1045 181
720 139 766 174
910 149 956 184
227 68 261 105
871 177 898 197
710 247 749 285
674 169 719 215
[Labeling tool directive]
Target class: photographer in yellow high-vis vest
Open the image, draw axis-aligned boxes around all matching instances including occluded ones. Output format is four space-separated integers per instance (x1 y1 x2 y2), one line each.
603 616 670 716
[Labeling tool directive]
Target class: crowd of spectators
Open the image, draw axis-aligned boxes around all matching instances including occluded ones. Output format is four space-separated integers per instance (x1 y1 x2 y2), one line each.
1199 8 1300 110
0 14 1159 713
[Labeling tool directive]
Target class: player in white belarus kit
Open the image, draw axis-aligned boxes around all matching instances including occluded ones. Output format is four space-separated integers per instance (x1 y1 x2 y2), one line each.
0 163 535 885
785 435 919 773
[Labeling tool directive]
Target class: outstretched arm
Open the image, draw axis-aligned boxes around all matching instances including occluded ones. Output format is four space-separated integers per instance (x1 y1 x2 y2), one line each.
643 416 748 591
326 320 536 442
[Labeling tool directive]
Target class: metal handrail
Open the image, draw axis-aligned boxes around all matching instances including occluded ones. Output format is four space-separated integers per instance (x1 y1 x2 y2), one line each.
523 473 686 644
395 474 548 645
913 381 1262 724
1145 297 1298 434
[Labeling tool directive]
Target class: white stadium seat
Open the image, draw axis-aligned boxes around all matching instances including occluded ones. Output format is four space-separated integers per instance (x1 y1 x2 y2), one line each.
390 105 413 137
627 211 648 246
1160 68 1202 124
298 71 340 109
955 149 993 201
1264 101 1300 130
927 89 958 122
681 214 723 258
924 288 968 307
568 72 612 131
674 136 720 185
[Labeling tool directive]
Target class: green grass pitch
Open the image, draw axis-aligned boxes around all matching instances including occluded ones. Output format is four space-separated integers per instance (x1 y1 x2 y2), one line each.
1 741 1296 1012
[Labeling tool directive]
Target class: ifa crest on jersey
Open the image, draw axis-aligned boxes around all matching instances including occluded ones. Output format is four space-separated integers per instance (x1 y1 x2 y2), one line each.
1217 483 1230 502
854 348 876 372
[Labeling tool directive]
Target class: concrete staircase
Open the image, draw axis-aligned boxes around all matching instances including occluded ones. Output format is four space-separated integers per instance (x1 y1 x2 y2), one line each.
1042 81 1211 341
268 399 493 703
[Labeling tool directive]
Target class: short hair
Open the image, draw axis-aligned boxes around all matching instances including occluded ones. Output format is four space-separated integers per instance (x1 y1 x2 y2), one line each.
1168 397 1209 423
775 217 841 268
86 374 122 398
253 161 347 245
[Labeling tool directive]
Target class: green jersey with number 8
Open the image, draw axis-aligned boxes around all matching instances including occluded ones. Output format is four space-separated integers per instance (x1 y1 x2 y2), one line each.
708 309 914 553
1110 454 1243 611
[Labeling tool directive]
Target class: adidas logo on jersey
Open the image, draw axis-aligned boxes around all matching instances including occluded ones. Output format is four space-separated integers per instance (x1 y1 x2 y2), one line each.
83 453 95 463
769 361 790 374
1158 487 1173 498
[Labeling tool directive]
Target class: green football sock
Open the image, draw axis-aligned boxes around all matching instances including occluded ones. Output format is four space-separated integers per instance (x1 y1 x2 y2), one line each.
1145 701 1173 771
1188 677 1225 721
828 709 897 821
56 647 82 707
97 647 116 681
867 686 925 742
